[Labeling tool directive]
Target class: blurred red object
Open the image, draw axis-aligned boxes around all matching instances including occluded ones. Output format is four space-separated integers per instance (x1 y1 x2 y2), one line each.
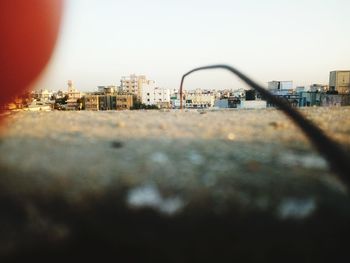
0 0 63 108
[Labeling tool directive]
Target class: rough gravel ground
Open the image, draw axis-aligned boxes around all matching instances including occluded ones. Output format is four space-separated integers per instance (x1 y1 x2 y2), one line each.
0 107 350 262
0 107 349 211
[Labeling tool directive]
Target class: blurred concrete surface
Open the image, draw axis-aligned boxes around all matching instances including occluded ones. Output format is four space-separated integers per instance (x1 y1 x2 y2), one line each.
0 108 349 262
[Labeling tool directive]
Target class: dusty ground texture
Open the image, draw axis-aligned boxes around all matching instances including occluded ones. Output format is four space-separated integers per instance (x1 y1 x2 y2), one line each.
0 107 350 262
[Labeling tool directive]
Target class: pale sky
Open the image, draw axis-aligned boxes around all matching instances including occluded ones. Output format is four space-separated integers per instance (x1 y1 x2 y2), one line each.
35 0 350 92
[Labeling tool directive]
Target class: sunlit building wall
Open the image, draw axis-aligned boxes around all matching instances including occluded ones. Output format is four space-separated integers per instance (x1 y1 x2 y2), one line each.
142 86 170 108
185 90 215 108
120 74 155 99
329 71 350 94
66 80 81 110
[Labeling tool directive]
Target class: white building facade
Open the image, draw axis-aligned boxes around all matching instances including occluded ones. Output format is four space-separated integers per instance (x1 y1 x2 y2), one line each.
184 90 215 108
329 71 350 94
66 80 82 110
120 74 155 99
32 89 53 101
142 86 170 108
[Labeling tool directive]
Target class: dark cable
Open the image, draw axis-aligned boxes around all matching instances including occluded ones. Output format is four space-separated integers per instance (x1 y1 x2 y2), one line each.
180 64 350 186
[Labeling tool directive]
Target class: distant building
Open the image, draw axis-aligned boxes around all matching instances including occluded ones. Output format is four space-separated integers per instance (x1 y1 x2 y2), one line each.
309 84 328 92
267 80 299 107
116 94 133 110
184 89 215 108
329 71 350 94
218 90 230 99
239 100 267 109
214 89 243 108
232 89 245 98
320 94 350 107
54 90 66 99
32 89 53 101
83 94 133 111
83 95 100 111
296 86 305 93
25 101 52 111
99 95 115 110
214 99 229 108
299 92 350 107
97 86 117 94
268 81 293 92
170 93 185 109
228 97 241 108
299 92 321 107
41 90 53 101
120 74 155 99
141 86 170 108
245 90 256 101
66 80 81 110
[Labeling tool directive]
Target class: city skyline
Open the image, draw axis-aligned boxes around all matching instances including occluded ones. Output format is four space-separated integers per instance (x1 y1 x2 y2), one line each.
33 0 350 92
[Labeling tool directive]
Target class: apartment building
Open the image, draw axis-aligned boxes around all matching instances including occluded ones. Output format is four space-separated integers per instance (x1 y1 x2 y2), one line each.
184 90 215 108
83 95 99 111
309 84 328 92
83 94 133 111
116 94 133 110
267 81 293 95
66 80 81 110
120 74 155 99
32 89 53 101
329 71 350 94
141 86 170 108
98 86 117 95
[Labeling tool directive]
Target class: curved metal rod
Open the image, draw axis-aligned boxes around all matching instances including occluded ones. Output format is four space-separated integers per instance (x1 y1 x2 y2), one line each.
180 64 350 186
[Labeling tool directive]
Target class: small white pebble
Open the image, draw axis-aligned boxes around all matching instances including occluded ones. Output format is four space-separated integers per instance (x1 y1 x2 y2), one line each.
116 121 126 128
150 152 169 163
127 184 184 215
227 133 236 141
277 198 316 220
159 197 184 215
127 184 162 208
188 151 204 165
279 152 328 169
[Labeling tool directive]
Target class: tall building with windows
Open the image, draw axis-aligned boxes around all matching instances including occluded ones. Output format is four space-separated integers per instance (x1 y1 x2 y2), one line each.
184 89 215 108
141 86 170 108
83 94 133 111
83 94 99 111
309 84 328 92
267 81 293 94
120 74 155 99
115 94 133 110
97 86 116 94
66 80 81 110
32 89 53 101
329 71 350 94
